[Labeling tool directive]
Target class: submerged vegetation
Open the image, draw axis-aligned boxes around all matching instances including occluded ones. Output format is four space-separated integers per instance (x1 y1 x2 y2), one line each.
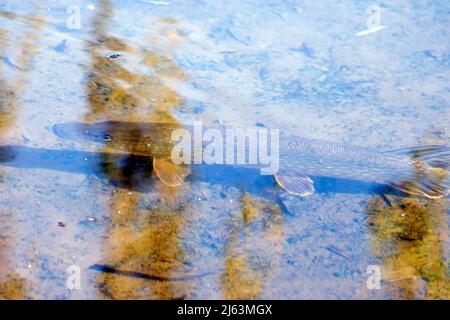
0 0 448 300
366 196 449 299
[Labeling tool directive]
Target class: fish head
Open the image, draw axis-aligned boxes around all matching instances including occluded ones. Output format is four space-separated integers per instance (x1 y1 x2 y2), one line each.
52 121 177 156
53 121 115 145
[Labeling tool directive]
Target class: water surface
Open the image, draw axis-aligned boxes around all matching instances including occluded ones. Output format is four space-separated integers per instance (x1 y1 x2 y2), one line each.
0 0 449 299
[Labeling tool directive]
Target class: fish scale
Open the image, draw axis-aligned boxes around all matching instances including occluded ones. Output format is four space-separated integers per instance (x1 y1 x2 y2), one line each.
53 121 450 198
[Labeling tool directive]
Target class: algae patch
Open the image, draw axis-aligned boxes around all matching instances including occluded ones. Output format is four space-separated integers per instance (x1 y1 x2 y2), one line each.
366 196 449 299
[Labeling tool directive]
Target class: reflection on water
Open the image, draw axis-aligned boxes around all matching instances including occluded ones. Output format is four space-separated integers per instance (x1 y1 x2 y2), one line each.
0 0 448 299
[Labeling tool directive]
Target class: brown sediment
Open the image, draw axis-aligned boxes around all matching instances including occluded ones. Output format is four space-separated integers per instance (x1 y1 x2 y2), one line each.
82 1 187 124
0 11 43 133
0 8 44 300
0 11 45 31
0 276 26 300
366 196 449 299
93 125 198 299
222 193 283 299
0 206 28 300
83 0 196 299
95 180 195 299
223 255 263 299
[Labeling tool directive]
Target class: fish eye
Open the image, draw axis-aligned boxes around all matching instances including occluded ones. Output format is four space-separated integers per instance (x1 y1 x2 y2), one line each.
103 134 113 141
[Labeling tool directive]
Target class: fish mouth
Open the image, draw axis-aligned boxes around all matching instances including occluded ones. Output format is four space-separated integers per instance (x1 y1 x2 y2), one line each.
52 123 69 140
52 122 83 141
52 122 108 145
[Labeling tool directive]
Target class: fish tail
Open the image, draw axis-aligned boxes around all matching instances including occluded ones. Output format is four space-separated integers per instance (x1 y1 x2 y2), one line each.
384 145 450 199
386 173 449 199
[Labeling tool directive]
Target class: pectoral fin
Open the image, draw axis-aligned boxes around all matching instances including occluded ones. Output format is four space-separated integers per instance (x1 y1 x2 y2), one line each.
153 158 191 187
275 174 315 196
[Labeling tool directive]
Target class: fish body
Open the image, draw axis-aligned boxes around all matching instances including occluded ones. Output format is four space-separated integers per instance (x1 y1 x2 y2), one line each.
53 121 450 198
279 136 420 182
53 121 179 157
277 136 450 198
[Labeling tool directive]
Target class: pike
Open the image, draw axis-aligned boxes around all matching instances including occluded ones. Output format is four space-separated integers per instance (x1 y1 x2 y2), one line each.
52 121 450 199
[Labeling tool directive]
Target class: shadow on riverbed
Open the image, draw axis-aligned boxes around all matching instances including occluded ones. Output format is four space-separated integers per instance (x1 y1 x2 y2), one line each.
0 144 398 197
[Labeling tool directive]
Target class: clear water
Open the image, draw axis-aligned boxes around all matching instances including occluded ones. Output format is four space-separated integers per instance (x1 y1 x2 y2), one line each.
0 0 448 299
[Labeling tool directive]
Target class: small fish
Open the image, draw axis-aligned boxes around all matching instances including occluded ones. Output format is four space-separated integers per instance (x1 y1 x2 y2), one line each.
105 52 123 61
53 121 450 199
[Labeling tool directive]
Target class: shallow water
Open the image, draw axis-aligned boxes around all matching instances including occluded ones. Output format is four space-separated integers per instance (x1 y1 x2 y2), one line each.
0 0 449 299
